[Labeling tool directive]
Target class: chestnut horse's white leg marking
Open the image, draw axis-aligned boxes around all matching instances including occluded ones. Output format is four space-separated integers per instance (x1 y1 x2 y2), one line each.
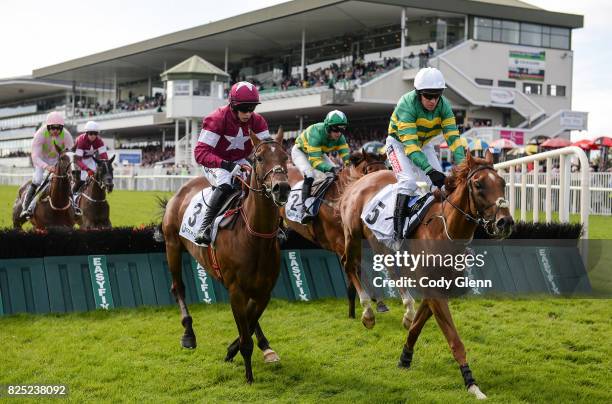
400 291 416 330
468 384 487 400
262 348 280 363
359 290 375 329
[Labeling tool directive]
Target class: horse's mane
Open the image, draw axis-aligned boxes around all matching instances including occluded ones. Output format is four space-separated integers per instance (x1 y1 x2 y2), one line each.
435 154 492 200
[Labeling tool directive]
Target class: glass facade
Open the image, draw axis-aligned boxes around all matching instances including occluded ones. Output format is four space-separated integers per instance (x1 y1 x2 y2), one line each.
474 17 570 49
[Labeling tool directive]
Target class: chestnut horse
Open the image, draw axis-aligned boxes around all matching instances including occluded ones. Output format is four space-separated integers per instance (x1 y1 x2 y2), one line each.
76 155 115 230
281 150 387 318
12 145 76 230
339 151 513 399
158 129 290 383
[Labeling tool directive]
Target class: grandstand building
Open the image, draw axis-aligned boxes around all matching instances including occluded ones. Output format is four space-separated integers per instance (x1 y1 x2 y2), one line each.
0 0 585 167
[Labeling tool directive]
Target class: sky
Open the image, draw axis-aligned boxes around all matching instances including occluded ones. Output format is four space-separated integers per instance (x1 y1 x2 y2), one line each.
1 0 609 138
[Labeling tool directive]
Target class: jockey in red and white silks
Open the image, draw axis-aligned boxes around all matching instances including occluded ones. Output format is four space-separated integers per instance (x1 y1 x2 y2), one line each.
193 81 270 244
72 121 108 193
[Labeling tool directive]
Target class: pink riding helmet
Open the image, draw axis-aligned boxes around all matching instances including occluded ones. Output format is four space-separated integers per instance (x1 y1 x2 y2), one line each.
46 111 65 126
228 81 260 106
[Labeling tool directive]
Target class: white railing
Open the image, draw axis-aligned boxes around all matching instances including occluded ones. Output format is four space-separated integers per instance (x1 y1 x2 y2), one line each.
494 146 591 238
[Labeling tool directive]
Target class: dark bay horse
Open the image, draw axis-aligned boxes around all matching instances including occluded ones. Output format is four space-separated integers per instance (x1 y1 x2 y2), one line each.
339 151 513 399
281 150 387 318
13 144 76 230
76 155 115 230
158 129 290 383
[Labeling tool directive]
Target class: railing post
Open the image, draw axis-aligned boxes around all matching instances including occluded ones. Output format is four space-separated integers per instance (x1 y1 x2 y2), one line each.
520 163 527 222
559 154 571 223
533 160 539 222
509 166 516 216
546 158 552 222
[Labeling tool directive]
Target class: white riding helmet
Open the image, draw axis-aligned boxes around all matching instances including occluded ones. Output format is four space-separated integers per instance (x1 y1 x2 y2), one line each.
84 121 100 133
414 67 446 91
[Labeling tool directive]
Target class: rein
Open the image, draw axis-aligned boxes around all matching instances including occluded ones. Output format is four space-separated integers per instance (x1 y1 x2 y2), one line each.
430 165 509 240
233 138 288 239
44 169 72 211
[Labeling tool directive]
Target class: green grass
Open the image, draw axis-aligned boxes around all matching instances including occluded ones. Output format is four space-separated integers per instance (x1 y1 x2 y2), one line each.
1 185 610 237
0 185 172 229
0 299 610 403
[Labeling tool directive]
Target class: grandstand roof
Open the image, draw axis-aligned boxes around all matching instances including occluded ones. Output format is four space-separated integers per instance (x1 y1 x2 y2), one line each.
0 77 73 105
32 0 583 85
160 55 229 81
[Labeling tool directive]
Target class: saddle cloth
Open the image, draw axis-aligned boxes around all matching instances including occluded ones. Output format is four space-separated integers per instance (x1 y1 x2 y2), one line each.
361 183 435 248
285 175 335 224
179 187 241 247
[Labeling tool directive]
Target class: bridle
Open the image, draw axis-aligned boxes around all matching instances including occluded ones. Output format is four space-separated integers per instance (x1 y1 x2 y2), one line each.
235 139 288 206
83 161 113 202
435 165 509 239
360 155 387 175
45 156 72 211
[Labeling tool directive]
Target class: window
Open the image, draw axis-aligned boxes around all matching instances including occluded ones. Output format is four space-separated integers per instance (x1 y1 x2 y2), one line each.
172 80 190 96
473 17 570 49
498 80 516 88
475 78 494 86
523 83 542 95
193 80 211 96
547 84 566 96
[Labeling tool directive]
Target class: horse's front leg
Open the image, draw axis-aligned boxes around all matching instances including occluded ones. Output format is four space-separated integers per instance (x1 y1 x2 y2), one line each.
226 298 279 363
429 298 487 400
229 290 254 383
342 233 375 329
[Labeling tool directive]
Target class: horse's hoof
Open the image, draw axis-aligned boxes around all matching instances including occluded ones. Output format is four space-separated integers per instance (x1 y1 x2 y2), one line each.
361 307 375 329
397 360 411 369
402 314 413 330
467 384 487 400
262 349 280 363
376 301 390 313
224 355 233 362
181 335 197 349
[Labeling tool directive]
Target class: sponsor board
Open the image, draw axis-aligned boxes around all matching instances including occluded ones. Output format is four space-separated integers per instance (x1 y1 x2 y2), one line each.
87 255 115 309
190 259 217 304
284 251 312 301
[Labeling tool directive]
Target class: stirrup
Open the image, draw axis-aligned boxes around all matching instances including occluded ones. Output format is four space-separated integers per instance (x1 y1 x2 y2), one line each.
20 209 32 219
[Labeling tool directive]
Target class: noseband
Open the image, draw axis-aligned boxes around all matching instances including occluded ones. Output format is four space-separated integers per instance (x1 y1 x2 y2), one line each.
236 139 288 206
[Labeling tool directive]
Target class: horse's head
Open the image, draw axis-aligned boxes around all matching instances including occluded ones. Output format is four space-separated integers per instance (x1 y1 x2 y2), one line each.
93 154 115 193
54 143 72 177
248 127 290 206
349 148 388 176
447 150 514 239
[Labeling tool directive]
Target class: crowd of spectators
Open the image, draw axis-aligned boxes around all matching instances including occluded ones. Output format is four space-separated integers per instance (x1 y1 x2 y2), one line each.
239 57 400 93
74 93 164 118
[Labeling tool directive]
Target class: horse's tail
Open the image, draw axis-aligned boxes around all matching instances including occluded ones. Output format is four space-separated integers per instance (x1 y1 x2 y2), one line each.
153 196 169 243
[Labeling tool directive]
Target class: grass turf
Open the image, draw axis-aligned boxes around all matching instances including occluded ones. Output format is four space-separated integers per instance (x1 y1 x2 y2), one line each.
1 298 610 403
1 185 610 237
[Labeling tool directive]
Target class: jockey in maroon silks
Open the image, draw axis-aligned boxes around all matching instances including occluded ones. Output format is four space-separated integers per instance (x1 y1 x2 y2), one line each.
193 81 270 244
72 120 108 195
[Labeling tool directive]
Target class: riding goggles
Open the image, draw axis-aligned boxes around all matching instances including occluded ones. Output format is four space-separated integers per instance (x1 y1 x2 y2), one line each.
329 125 347 133
47 125 63 131
234 103 257 113
419 90 444 101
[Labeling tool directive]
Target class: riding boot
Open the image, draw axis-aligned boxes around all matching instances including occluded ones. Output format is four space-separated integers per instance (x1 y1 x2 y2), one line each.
195 184 233 245
20 183 38 218
393 193 412 240
72 179 84 195
301 176 314 222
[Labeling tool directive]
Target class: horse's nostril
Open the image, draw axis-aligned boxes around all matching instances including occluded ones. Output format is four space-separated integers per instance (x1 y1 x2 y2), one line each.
497 216 514 229
272 184 280 193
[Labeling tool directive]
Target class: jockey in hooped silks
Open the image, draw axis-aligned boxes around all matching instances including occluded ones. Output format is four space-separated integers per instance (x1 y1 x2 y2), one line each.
21 111 74 218
291 110 351 217
193 81 271 245
386 67 467 240
72 121 109 196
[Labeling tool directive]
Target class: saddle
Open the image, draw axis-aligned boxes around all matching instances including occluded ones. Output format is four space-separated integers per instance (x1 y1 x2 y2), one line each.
400 193 435 239
303 174 336 218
